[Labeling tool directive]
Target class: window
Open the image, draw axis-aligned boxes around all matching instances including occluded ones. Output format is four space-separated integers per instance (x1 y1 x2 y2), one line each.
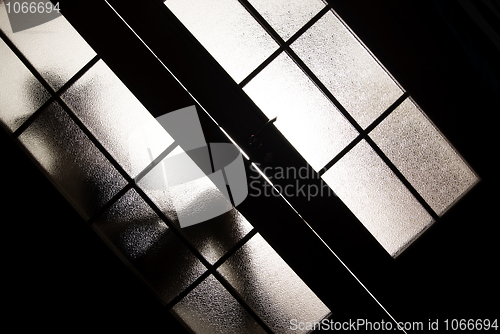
2 0 495 332
163 0 478 257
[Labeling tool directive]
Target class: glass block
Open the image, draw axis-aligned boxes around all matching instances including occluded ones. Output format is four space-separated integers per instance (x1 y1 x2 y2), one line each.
247 0 326 41
165 0 278 83
0 4 96 91
61 60 175 179
0 39 51 132
244 52 358 171
370 99 479 215
138 146 253 264
291 10 403 128
92 188 207 305
172 274 267 334
18 101 127 219
218 233 330 334
322 140 434 257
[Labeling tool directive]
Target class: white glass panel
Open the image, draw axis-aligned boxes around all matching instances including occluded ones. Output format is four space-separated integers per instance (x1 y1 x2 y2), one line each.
244 52 358 171
291 10 403 128
0 4 96 90
0 39 50 132
370 99 479 215
322 140 434 257
219 233 330 334
61 60 175 179
247 0 325 41
165 0 278 83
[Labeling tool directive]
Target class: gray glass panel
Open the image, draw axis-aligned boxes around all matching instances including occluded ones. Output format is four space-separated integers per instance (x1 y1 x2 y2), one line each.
61 60 175 179
93 188 207 305
172 274 267 334
247 0 325 41
18 101 127 219
0 39 50 132
370 98 479 215
322 140 434 257
218 233 330 334
291 10 403 128
244 52 358 171
0 5 96 90
165 0 278 83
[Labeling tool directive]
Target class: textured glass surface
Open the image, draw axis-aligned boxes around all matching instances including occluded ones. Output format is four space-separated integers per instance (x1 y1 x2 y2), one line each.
370 99 479 215
172 274 266 334
165 0 278 83
291 11 403 128
244 52 358 171
138 146 253 264
247 0 325 41
322 140 434 257
0 5 96 90
0 39 51 132
18 102 127 219
61 60 175 179
93 188 207 305
218 233 330 333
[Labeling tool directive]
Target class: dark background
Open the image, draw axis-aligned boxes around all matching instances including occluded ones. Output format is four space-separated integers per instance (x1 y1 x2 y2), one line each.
3 0 499 332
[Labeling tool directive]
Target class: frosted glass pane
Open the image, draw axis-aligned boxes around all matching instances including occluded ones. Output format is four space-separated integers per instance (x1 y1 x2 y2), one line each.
172 274 266 334
93 188 207 305
18 102 127 219
370 99 479 215
291 11 403 128
244 53 358 171
0 39 51 132
138 146 253 263
247 0 325 41
322 140 434 257
61 60 175 179
165 0 278 83
0 5 96 90
218 234 330 334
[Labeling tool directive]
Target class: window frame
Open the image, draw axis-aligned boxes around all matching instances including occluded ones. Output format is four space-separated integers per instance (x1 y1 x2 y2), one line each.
10 0 494 330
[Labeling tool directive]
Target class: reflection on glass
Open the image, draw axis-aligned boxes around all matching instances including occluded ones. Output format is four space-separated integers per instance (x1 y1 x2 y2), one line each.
61 60 175 179
0 39 51 132
172 274 267 334
370 99 479 215
322 140 434 257
247 0 325 41
92 188 207 305
244 52 358 171
138 145 254 264
18 102 127 219
291 10 403 128
218 233 330 334
0 6 96 90
165 0 278 83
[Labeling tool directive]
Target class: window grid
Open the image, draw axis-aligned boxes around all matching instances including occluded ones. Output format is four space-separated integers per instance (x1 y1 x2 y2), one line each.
229 0 440 222
0 20 331 334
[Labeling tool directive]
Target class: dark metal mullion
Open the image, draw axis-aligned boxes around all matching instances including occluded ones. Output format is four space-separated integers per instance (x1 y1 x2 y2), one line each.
319 92 409 175
13 55 101 137
238 4 330 88
165 228 258 310
364 136 440 220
